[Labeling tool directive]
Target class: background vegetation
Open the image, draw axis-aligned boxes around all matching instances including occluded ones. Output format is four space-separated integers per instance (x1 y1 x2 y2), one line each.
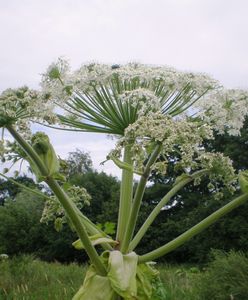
1 251 248 300
1 120 248 265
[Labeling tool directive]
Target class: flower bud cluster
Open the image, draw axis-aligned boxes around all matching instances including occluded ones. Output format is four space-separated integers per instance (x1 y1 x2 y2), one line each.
40 185 91 231
196 152 237 198
0 86 57 132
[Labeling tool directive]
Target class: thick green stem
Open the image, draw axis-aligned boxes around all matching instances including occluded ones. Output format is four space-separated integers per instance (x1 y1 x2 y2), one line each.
139 193 248 263
46 177 106 274
121 144 162 253
7 125 106 275
116 144 134 246
129 170 208 251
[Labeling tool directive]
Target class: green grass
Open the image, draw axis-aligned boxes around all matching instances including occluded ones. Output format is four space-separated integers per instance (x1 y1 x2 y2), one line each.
0 255 86 300
0 256 199 300
0 252 248 300
158 265 201 300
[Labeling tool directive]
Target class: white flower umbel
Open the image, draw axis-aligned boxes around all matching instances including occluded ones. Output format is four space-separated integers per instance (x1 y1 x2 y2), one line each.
39 59 222 135
109 112 236 198
197 89 248 135
0 87 57 132
41 58 248 137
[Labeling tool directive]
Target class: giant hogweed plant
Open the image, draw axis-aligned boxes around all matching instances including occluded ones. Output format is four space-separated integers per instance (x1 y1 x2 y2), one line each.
1 59 248 299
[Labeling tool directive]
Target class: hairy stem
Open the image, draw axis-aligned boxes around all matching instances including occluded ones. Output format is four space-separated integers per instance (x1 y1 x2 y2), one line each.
7 125 106 275
121 144 162 253
129 170 208 251
139 193 248 263
116 144 134 246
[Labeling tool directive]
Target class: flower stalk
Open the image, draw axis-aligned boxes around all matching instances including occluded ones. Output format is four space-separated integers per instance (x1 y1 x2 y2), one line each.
121 143 162 253
129 169 208 251
116 144 134 246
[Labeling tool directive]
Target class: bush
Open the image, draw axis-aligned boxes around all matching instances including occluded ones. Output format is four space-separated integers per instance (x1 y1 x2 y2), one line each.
196 250 248 300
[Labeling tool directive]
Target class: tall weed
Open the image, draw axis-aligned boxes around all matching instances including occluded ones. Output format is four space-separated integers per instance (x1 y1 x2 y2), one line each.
0 255 86 300
196 250 248 300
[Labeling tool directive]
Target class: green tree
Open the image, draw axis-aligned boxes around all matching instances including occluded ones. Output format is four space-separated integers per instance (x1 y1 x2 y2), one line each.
0 189 89 262
66 149 93 176
0 176 38 205
69 171 120 226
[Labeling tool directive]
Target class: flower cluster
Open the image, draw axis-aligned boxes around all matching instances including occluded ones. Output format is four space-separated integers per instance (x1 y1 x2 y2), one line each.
0 86 57 132
109 112 236 198
42 59 219 95
41 57 72 100
41 58 248 136
197 89 248 136
114 112 213 174
40 185 91 231
0 140 27 173
118 88 161 116
196 152 237 198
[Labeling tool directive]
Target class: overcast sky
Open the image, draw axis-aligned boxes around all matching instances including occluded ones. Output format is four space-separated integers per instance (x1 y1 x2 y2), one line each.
1 0 248 177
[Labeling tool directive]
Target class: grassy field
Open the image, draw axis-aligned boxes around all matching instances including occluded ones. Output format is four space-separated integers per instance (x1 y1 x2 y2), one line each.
0 251 247 300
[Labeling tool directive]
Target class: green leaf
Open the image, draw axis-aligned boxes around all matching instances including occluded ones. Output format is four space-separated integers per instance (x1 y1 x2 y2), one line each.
107 251 138 299
72 234 118 250
73 252 162 300
53 172 66 182
136 263 159 300
62 182 72 190
72 265 116 300
103 222 116 235
239 170 248 193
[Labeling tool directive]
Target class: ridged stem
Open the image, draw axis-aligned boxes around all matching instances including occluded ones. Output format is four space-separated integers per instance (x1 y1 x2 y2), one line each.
121 144 162 253
116 144 134 246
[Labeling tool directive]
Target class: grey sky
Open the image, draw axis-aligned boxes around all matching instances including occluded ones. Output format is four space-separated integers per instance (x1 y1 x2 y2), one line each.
1 0 248 176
